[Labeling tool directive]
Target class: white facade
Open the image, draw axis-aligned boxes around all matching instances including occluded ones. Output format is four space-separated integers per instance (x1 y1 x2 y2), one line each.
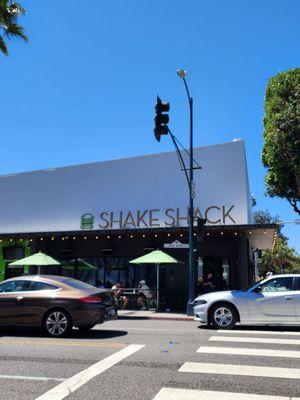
0 140 252 234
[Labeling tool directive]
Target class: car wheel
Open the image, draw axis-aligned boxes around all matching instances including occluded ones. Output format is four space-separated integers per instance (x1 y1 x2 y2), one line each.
210 303 237 329
78 324 95 331
43 309 72 337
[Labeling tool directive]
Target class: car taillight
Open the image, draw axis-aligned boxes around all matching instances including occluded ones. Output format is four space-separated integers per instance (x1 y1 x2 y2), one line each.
80 295 103 304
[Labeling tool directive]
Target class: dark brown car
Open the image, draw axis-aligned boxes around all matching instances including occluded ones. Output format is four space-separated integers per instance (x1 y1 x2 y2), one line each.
0 275 117 337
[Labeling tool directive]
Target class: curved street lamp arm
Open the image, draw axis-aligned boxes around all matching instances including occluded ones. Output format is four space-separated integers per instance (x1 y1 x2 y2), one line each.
183 77 192 104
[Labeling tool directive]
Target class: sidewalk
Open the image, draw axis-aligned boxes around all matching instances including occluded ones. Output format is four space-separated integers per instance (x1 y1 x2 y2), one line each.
117 309 194 321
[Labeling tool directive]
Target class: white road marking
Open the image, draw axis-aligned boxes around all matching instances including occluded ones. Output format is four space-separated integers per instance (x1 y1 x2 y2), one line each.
153 387 300 400
0 375 64 382
217 330 300 336
197 346 300 358
210 336 300 345
179 362 300 379
34 344 145 400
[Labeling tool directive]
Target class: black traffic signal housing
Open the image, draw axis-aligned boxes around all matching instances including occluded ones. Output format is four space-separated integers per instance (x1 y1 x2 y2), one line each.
154 96 170 142
196 218 206 242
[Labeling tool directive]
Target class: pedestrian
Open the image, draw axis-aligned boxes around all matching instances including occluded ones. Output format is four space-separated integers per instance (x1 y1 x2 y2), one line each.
202 272 216 293
137 280 151 310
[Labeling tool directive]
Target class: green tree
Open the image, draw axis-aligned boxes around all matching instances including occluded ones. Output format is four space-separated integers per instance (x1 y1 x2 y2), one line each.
253 210 300 275
262 68 300 216
258 237 300 276
0 0 27 55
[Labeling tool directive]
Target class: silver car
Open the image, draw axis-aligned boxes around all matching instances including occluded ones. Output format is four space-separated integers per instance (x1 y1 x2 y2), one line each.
194 274 300 329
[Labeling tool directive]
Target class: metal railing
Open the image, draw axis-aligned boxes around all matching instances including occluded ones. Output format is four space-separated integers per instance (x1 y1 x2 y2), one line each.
109 288 165 310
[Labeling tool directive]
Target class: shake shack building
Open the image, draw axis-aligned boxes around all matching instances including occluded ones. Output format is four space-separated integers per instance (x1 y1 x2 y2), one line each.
0 140 276 310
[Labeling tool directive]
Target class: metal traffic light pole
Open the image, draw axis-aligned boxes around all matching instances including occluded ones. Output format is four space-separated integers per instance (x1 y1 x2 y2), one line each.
154 70 201 316
177 69 195 316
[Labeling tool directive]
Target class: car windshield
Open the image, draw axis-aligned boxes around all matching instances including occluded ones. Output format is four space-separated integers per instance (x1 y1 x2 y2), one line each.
244 279 265 291
62 279 96 290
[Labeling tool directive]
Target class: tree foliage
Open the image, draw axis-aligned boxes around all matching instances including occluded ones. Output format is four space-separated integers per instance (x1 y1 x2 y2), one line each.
0 0 27 55
262 68 300 216
253 210 300 275
258 237 300 276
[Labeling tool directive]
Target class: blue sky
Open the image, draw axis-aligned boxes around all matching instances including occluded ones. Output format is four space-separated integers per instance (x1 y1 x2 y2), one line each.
1 0 299 251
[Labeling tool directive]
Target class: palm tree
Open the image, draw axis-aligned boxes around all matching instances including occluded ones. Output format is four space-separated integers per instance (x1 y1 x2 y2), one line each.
0 0 27 55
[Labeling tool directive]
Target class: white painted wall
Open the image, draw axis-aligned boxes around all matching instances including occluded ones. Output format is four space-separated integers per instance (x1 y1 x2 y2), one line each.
0 140 252 233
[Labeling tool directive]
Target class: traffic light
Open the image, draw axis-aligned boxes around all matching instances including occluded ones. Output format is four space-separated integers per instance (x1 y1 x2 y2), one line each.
196 218 206 242
154 96 170 142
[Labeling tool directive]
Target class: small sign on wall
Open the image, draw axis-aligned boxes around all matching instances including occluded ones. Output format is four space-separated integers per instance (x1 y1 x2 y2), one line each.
164 240 189 249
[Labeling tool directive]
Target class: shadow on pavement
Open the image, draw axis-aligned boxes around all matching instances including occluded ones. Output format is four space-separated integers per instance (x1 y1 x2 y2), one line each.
0 327 128 339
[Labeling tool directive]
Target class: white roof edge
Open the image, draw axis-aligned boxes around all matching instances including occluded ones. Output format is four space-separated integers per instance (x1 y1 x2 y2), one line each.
0 139 245 179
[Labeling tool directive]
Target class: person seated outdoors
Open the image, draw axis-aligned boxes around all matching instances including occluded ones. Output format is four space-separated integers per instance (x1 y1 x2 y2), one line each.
137 280 151 310
111 281 129 309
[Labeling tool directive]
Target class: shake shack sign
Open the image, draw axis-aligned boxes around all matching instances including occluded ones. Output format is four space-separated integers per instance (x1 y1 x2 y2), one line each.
80 205 236 230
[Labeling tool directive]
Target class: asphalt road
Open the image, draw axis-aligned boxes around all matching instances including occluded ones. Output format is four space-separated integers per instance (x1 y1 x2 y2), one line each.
0 319 299 400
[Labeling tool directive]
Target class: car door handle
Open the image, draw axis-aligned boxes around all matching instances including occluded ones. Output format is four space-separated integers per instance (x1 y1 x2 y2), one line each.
15 296 24 303
285 296 292 300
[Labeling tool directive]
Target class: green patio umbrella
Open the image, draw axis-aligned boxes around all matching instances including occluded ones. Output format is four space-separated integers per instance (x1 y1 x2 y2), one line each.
130 250 179 310
9 251 60 274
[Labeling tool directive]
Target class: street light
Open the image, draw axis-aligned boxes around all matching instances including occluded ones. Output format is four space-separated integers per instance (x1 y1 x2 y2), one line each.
177 68 195 316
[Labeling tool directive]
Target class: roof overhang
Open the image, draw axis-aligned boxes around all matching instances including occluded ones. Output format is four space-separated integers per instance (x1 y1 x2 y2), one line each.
0 223 277 250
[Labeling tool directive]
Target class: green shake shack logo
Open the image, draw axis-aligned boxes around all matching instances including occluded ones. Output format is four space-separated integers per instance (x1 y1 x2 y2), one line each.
80 213 94 230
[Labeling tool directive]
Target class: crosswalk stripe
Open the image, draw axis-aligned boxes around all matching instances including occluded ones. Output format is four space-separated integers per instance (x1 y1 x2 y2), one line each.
179 362 300 379
217 330 300 336
197 346 300 358
152 387 300 400
210 336 300 345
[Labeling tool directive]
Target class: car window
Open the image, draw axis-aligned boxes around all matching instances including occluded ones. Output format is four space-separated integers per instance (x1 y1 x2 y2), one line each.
0 280 32 293
257 277 294 293
294 277 300 291
63 278 96 290
29 282 59 291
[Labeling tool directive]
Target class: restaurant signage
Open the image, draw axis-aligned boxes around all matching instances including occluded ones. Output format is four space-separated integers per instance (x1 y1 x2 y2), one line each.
164 240 189 249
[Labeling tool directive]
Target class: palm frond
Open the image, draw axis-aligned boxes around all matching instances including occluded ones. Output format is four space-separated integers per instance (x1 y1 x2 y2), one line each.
0 35 8 55
8 2 26 16
4 22 27 41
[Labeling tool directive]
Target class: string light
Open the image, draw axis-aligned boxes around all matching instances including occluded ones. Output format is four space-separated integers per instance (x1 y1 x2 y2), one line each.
40 237 44 241
142 234 146 238
62 237 65 241
118 235 122 239
154 234 158 237
221 232 224 235
51 237 55 241
206 232 210 236
180 233 183 237
84 236 87 240
167 233 171 237
130 235 133 238
73 236 76 240
95 236 99 239
107 235 110 239
234 232 237 236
